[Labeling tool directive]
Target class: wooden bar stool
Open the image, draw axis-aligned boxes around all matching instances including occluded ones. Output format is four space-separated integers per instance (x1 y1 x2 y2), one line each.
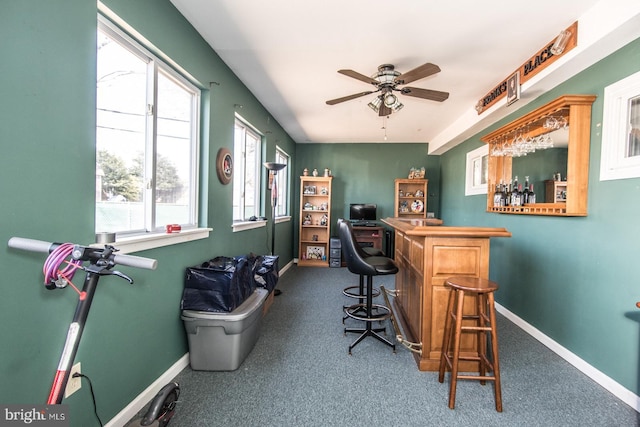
438 276 502 412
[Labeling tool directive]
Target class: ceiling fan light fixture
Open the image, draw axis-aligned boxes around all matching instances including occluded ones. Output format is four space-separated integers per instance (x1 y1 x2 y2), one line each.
383 93 397 107
391 100 404 112
373 64 400 84
368 96 382 112
383 93 403 112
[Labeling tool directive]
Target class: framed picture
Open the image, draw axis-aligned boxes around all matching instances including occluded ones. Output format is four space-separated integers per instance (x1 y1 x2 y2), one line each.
507 72 520 106
303 185 316 195
306 245 325 260
216 148 233 185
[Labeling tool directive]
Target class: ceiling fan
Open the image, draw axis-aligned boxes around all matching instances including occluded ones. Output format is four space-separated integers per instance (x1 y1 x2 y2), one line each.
326 62 449 116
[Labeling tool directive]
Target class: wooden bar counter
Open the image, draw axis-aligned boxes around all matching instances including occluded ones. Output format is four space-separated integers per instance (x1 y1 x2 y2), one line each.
381 217 511 371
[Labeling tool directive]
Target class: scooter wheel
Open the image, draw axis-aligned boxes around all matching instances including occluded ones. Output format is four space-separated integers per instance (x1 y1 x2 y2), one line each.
133 382 180 427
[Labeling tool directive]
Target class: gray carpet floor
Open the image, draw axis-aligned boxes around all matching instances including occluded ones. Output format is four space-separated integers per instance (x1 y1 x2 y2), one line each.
148 266 638 426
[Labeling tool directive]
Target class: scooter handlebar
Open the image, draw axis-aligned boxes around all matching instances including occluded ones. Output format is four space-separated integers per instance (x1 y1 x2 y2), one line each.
8 237 54 254
112 253 157 270
8 237 158 270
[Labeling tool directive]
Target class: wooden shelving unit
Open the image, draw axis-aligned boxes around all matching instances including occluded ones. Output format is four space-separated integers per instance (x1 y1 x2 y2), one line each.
481 94 596 216
394 179 428 218
298 176 332 267
545 180 567 203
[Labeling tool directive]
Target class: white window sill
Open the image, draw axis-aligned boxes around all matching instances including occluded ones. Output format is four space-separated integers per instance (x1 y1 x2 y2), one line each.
233 220 267 232
276 215 291 224
232 215 290 232
95 228 212 254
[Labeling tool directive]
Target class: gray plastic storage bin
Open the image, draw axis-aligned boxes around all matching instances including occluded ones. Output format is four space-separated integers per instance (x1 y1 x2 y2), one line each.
181 288 268 371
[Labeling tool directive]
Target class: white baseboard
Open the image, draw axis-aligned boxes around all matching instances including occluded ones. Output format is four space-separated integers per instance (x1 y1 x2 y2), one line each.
495 303 640 413
105 353 190 427
279 259 294 275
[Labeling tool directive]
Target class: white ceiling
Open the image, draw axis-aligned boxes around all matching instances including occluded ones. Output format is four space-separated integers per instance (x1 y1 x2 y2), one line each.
170 0 640 154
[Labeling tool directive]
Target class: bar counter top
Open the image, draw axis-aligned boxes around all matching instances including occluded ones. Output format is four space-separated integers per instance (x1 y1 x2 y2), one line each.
381 217 512 238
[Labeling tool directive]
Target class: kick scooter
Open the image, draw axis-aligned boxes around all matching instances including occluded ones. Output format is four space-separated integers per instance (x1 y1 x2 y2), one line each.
8 237 180 427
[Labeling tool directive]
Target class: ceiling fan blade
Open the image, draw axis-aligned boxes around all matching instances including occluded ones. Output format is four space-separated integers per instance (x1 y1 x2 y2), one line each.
326 91 374 105
379 104 392 117
397 63 441 85
401 87 449 102
337 69 378 85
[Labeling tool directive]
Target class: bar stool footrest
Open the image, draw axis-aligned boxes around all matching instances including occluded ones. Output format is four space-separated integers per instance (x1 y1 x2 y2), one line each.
344 303 391 322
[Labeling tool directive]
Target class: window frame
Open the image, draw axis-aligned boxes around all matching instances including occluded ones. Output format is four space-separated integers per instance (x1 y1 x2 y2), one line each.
96 13 210 252
600 69 640 181
274 146 291 222
232 116 264 228
465 144 489 196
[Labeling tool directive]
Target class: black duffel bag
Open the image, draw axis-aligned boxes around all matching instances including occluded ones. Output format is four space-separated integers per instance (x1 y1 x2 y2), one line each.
181 255 257 313
253 255 279 292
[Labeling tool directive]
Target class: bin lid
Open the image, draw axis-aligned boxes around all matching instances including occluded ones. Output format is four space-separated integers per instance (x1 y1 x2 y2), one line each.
181 288 268 321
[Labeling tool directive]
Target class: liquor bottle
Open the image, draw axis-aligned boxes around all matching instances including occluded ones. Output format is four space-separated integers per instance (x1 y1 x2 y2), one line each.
505 181 512 206
517 184 523 206
523 176 530 204
510 183 519 206
500 184 508 206
528 184 536 204
493 184 502 207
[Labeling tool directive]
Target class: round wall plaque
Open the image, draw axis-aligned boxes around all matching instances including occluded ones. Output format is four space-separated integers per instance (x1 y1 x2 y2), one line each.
216 148 233 185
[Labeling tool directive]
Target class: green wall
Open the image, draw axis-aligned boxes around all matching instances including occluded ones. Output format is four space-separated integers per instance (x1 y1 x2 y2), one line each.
440 37 640 396
0 1 295 425
294 143 441 244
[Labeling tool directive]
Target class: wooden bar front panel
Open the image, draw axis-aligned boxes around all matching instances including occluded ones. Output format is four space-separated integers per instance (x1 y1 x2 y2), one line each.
392 228 494 371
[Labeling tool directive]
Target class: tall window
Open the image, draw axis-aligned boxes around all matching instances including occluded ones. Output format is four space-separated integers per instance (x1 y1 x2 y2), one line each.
95 17 200 235
233 117 262 221
274 147 290 217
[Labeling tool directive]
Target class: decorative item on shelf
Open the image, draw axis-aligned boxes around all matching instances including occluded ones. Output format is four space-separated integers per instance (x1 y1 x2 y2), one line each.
312 234 318 241
304 185 316 195
216 148 233 184
398 189 404 197
319 202 328 211
320 187 328 195
303 214 312 225
399 201 409 213
408 167 425 179
411 199 424 213
323 168 330 177
306 246 325 260
415 189 424 197
303 168 309 176
320 214 328 226
303 202 313 210
312 168 318 177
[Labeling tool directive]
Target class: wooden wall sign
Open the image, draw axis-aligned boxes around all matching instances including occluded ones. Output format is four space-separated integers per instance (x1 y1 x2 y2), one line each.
476 21 578 114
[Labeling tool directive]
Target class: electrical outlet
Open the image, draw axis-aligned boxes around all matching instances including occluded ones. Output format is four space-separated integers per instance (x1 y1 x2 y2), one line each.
65 362 82 398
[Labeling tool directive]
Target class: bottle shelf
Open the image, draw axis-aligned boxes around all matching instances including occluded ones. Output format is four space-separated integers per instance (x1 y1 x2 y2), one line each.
486 203 583 216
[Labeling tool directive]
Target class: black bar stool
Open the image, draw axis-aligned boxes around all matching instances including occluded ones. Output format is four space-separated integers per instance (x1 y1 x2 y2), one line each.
438 276 502 412
342 244 384 322
338 219 398 355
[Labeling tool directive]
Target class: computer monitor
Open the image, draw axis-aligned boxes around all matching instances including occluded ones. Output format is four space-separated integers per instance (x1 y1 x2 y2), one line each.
349 203 377 222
